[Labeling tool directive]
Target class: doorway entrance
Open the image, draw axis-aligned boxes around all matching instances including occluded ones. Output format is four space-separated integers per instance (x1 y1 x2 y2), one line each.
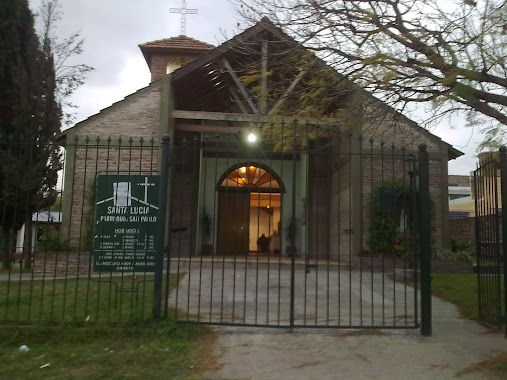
216 164 283 255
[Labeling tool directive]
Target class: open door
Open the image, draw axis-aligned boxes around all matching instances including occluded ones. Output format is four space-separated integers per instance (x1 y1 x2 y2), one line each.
217 191 250 254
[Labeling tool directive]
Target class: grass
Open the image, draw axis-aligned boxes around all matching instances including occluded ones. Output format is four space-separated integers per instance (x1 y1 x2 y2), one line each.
0 272 219 378
0 322 218 379
0 265 31 274
1 274 181 323
431 274 479 320
432 273 505 322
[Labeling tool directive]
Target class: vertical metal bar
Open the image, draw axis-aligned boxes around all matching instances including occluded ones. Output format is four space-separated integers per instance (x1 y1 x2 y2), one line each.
380 140 385 327
485 160 492 325
153 135 171 319
492 159 501 327
125 138 134 321
369 139 374 326
485 159 493 325
337 135 343 327
162 136 173 319
278 121 284 326
23 136 35 322
289 126 297 330
74 137 90 321
474 167 482 321
498 146 507 337
391 143 396 327
418 143 432 336
304 126 309 326
137 137 146 318
267 122 274 325
409 154 419 327
349 132 354 326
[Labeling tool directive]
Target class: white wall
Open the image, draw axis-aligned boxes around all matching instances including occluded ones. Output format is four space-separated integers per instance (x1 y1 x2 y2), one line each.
249 207 281 251
197 153 308 256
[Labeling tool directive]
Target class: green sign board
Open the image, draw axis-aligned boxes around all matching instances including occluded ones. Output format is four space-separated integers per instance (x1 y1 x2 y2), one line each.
93 174 160 272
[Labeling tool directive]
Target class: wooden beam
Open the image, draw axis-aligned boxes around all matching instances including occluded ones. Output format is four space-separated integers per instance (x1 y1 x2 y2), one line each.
268 70 307 115
222 58 259 115
228 85 249 114
171 110 341 125
175 123 246 133
228 85 258 129
260 40 268 114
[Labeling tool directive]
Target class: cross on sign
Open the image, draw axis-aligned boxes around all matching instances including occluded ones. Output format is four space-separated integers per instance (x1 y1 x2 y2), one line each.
170 0 198 36
138 177 156 204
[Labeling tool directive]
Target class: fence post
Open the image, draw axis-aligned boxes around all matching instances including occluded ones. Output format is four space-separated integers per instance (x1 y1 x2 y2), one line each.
499 146 507 337
418 143 432 336
153 134 171 319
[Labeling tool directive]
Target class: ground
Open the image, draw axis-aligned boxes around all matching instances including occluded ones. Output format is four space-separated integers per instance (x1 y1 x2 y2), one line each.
1 267 505 379
202 295 506 379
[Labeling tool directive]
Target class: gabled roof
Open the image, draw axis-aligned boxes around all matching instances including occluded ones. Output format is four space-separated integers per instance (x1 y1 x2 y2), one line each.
139 35 214 66
59 18 463 160
55 82 159 144
171 18 291 81
170 17 463 160
139 35 214 51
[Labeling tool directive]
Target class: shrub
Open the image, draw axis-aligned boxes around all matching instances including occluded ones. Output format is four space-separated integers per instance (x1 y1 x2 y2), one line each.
432 248 473 263
37 229 68 252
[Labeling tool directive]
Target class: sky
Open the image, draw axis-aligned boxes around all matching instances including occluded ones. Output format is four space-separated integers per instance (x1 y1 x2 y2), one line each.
27 0 482 175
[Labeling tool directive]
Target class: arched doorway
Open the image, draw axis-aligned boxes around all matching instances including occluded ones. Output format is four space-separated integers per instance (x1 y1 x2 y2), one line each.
216 163 284 255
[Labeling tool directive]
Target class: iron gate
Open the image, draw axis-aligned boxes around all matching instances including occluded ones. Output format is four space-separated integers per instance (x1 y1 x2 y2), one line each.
474 147 507 335
1 128 432 331
166 123 424 329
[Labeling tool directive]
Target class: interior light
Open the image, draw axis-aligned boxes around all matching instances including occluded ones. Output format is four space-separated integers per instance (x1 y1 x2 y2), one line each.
247 133 257 143
239 166 247 174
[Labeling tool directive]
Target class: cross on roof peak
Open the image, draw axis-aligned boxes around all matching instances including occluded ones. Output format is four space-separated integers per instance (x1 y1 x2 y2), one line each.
170 0 198 36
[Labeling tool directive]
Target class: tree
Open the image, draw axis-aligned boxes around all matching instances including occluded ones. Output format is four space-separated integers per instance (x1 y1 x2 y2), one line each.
0 0 61 269
38 0 93 126
235 0 507 148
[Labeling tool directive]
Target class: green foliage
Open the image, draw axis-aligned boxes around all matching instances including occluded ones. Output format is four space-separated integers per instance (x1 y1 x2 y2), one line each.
237 0 507 146
38 0 94 126
370 215 397 254
0 0 62 268
450 239 472 252
235 48 358 151
369 181 410 255
37 228 68 252
432 248 473 263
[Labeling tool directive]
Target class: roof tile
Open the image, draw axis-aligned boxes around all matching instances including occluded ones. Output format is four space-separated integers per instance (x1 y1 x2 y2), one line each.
139 35 214 51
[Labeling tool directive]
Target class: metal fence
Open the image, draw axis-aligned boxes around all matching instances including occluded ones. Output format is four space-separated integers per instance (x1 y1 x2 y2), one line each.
1 126 433 333
166 124 430 330
474 147 507 336
0 136 163 323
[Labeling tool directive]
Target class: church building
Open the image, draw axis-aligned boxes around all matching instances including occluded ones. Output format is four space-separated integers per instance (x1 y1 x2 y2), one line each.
58 17 462 262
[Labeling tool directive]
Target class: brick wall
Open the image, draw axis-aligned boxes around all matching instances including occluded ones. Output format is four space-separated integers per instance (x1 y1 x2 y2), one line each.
448 217 474 244
448 175 470 187
328 154 353 262
69 84 162 139
66 145 160 249
62 84 162 249
169 142 199 256
150 54 202 82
